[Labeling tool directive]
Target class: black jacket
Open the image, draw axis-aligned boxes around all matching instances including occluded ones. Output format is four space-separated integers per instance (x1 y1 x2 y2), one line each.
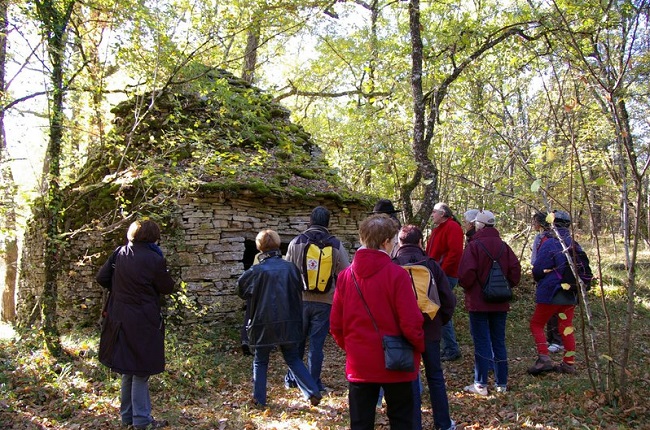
393 244 456 341
96 242 175 376
237 250 304 347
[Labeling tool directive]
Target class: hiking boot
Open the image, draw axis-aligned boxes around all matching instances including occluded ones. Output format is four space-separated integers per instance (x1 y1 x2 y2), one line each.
555 362 577 374
441 352 461 362
527 355 555 375
548 343 564 353
463 383 488 396
133 419 169 429
309 395 321 406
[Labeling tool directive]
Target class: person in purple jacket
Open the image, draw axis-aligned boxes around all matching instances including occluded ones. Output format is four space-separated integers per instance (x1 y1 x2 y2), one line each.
528 210 581 375
458 210 521 396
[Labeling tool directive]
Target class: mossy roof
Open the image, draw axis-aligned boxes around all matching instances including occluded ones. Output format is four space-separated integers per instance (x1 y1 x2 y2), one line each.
66 67 370 228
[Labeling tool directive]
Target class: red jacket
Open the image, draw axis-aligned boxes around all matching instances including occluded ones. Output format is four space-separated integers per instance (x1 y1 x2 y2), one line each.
458 227 522 312
331 248 424 383
425 218 464 278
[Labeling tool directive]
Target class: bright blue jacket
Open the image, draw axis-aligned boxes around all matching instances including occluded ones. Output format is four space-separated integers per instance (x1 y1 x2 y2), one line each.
532 228 583 304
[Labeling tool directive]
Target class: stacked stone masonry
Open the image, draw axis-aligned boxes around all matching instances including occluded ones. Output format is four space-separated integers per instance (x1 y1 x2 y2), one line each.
16 192 368 329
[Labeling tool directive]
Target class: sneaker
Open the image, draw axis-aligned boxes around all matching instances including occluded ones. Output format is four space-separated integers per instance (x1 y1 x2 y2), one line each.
309 395 321 406
463 383 488 396
133 419 169 429
443 419 457 430
548 343 564 353
495 386 507 394
555 362 577 374
284 379 297 389
441 352 461 362
527 355 555 375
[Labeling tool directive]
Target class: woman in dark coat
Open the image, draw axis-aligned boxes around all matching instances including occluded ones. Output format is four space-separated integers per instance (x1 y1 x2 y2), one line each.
458 210 521 396
96 220 175 429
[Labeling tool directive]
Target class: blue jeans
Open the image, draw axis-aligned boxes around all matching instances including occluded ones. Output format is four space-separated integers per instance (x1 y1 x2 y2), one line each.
468 311 508 388
420 340 453 430
120 374 152 427
441 277 460 357
286 301 331 391
254 343 320 405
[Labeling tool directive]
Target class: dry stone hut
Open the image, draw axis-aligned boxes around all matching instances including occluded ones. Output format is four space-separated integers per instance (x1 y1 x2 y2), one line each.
16 68 373 329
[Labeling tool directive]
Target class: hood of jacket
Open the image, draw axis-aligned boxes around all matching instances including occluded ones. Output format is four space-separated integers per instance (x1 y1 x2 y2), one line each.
350 247 392 279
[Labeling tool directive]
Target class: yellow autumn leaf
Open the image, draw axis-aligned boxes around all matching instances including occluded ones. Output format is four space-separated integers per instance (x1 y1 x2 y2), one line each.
561 283 572 290
564 351 576 357
600 354 614 361
546 212 555 224
558 312 567 320
563 326 575 336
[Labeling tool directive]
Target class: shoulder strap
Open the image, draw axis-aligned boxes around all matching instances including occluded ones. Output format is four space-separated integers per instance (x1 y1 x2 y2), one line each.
475 240 505 260
350 270 379 335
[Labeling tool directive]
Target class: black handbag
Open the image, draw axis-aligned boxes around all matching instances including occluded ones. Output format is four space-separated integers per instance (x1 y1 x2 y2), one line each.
351 271 414 372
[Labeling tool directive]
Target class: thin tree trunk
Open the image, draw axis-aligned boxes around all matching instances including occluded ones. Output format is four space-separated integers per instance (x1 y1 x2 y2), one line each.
35 0 77 356
0 0 17 323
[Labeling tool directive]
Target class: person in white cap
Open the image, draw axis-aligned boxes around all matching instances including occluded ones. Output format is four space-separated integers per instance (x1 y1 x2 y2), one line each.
458 210 522 396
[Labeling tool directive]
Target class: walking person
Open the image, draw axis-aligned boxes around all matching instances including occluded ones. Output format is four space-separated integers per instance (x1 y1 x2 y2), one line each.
238 229 322 406
331 214 424 430
425 202 464 362
393 225 457 430
458 210 521 395
284 206 350 393
531 212 563 354
96 219 175 429
528 211 583 375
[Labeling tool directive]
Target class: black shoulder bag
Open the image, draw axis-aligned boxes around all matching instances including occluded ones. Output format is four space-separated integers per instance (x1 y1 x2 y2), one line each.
475 241 513 303
350 271 414 372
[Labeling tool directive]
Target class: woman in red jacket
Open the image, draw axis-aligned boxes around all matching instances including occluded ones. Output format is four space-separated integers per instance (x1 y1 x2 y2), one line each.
458 210 521 396
331 214 424 430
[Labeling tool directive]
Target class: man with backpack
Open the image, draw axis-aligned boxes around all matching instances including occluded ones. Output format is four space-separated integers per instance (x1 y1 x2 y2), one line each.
528 210 592 375
393 225 457 430
284 206 350 392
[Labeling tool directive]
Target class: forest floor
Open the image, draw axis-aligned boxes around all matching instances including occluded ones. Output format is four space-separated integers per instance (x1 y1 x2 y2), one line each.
1 256 650 429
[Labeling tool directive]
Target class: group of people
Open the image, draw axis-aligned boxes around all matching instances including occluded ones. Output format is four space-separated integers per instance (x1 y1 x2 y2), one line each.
95 200 586 430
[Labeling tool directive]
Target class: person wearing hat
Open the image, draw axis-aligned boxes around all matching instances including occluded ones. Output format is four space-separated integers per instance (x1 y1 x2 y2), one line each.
371 199 402 257
528 210 582 375
425 202 464 362
462 209 479 245
457 210 522 395
531 212 563 354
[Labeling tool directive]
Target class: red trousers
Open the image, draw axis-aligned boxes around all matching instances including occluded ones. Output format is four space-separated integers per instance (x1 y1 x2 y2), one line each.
530 303 576 364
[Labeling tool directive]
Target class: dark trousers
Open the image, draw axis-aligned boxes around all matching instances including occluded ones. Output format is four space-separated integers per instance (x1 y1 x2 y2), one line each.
546 313 562 345
349 381 413 430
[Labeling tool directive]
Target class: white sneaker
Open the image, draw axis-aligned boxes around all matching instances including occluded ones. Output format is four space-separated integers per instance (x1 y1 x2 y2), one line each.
495 386 507 394
548 343 565 353
463 383 488 396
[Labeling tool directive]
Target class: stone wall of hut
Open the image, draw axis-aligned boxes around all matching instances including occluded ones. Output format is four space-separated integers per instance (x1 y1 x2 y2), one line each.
16 190 368 329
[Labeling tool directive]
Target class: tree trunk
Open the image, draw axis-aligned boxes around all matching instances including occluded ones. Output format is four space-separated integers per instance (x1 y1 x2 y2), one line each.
35 0 77 357
242 17 260 84
0 0 17 323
